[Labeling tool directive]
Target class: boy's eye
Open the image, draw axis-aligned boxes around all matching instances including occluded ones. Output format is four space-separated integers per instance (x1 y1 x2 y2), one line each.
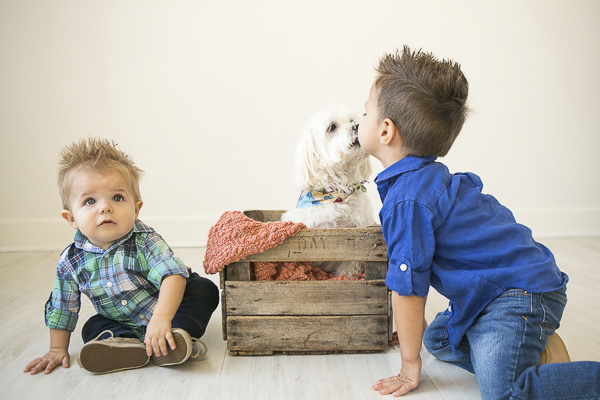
113 194 124 202
84 198 96 206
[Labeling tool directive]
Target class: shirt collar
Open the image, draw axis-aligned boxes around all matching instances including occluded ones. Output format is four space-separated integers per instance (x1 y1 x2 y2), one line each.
72 220 154 254
375 156 437 202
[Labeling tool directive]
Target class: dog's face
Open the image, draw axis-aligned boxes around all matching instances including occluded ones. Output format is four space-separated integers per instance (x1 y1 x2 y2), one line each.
294 106 372 191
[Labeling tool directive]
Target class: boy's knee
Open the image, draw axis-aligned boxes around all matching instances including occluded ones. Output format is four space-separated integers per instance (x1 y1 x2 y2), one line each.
422 312 450 352
184 273 220 307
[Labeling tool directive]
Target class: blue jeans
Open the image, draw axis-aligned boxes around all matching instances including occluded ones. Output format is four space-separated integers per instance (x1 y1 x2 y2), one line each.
423 288 600 400
81 272 219 342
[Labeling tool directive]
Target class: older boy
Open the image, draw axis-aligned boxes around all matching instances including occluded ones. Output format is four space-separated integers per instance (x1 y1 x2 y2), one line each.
359 47 600 399
24 138 219 375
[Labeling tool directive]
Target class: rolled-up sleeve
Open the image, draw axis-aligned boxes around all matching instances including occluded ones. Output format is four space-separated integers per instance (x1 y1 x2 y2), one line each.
382 200 435 297
139 232 190 288
45 268 81 332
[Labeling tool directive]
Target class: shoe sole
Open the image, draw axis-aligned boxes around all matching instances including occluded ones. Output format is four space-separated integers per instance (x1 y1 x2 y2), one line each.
79 342 149 374
540 333 571 364
150 330 190 367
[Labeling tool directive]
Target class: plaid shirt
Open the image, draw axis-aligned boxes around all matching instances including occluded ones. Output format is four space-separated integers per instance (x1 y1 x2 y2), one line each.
45 220 190 339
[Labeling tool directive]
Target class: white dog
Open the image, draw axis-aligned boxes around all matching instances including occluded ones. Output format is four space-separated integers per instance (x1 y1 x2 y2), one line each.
281 106 374 276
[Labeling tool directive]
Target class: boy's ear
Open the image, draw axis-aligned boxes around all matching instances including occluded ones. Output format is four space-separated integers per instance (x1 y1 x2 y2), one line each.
380 118 399 146
61 210 78 230
134 200 143 220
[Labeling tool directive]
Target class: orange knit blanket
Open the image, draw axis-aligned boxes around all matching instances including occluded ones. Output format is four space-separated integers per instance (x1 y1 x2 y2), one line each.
203 211 305 274
203 211 362 281
252 262 363 281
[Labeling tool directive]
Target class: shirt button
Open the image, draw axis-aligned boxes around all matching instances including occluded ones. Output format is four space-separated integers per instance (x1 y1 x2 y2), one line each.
400 263 408 272
139 314 145 320
104 254 109 258
107 282 112 287
121 300 127 306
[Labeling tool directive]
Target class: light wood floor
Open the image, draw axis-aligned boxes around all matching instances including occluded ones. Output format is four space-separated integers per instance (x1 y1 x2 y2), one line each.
1 237 599 400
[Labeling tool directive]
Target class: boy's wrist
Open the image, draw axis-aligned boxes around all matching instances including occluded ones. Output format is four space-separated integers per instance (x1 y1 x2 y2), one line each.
401 354 421 365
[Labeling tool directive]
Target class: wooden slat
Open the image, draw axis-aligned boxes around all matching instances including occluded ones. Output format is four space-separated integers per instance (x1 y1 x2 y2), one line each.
227 315 388 352
225 261 251 281
365 261 388 280
225 280 388 316
241 228 387 262
221 290 227 341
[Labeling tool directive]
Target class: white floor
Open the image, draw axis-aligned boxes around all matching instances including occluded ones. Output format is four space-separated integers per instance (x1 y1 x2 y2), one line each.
1 237 599 400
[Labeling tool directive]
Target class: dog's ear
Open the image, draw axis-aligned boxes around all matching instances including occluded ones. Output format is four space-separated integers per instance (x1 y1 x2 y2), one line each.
357 157 373 181
294 128 321 189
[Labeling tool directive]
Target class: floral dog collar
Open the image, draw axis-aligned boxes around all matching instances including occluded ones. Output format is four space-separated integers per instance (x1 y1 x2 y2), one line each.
296 182 367 209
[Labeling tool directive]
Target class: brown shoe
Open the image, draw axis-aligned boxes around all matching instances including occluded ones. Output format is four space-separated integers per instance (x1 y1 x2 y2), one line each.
540 332 571 364
79 330 149 374
150 328 207 367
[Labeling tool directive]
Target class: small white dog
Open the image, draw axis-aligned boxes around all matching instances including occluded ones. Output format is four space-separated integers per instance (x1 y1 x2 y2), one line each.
281 105 374 276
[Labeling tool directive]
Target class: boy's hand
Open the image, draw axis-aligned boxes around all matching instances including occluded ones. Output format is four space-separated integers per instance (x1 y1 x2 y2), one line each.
144 274 186 357
144 317 175 357
23 349 70 375
373 357 422 397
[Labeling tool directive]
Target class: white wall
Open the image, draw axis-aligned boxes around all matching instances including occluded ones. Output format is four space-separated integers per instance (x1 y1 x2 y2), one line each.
1 0 599 251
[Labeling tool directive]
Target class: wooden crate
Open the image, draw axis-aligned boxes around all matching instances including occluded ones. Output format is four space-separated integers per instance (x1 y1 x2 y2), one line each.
220 210 392 355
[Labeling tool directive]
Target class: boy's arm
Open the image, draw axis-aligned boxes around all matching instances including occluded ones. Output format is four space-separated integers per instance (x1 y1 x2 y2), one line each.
373 292 427 397
144 274 187 357
24 328 71 375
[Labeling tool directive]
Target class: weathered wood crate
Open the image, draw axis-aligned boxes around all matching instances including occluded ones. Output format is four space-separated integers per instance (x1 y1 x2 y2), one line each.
220 210 392 355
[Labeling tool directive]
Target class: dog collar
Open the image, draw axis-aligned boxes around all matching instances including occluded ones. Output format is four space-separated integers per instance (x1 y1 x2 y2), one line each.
296 182 367 209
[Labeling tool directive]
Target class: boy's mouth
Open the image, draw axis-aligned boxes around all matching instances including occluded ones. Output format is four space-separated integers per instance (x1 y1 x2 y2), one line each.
99 220 116 226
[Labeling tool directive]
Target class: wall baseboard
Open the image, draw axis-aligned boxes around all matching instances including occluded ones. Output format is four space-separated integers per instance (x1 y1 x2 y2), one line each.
1 208 599 252
0 215 220 252
512 207 600 239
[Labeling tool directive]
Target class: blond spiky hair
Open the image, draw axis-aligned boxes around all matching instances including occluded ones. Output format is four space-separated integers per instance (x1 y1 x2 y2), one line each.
58 138 144 209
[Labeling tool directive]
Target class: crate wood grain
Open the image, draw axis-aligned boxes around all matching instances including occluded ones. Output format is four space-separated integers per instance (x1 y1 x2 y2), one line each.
220 210 392 355
242 227 387 262
225 280 388 316
227 315 389 354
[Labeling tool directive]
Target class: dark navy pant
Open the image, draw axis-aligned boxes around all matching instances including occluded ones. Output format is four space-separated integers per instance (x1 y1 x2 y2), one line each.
82 272 219 342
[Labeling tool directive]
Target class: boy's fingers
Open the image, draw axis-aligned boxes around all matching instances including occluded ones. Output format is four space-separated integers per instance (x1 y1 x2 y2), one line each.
31 361 48 375
152 336 167 356
374 375 417 397
393 383 416 397
165 331 176 350
24 358 40 372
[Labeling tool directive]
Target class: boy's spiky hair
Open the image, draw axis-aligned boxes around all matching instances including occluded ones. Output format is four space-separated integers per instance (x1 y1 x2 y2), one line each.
374 46 469 157
58 138 144 209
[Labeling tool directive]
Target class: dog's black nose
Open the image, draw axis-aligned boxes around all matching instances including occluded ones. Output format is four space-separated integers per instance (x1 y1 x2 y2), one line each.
352 123 359 131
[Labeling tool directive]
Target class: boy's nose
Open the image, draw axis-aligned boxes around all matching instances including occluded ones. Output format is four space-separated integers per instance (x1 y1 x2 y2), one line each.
98 201 112 213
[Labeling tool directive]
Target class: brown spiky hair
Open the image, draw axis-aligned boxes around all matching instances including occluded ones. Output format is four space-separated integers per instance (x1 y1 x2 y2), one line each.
58 138 144 209
374 46 469 157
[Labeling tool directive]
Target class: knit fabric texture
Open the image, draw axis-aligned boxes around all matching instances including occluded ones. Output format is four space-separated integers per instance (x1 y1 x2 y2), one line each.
203 211 306 274
252 262 363 281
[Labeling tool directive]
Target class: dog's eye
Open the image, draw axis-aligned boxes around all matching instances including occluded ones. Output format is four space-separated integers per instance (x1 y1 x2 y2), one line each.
327 123 338 133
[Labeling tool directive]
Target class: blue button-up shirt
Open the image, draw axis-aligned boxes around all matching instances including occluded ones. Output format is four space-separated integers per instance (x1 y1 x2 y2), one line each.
376 156 568 350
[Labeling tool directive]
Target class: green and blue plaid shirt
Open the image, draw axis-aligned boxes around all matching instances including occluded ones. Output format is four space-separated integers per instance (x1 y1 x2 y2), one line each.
45 220 190 339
